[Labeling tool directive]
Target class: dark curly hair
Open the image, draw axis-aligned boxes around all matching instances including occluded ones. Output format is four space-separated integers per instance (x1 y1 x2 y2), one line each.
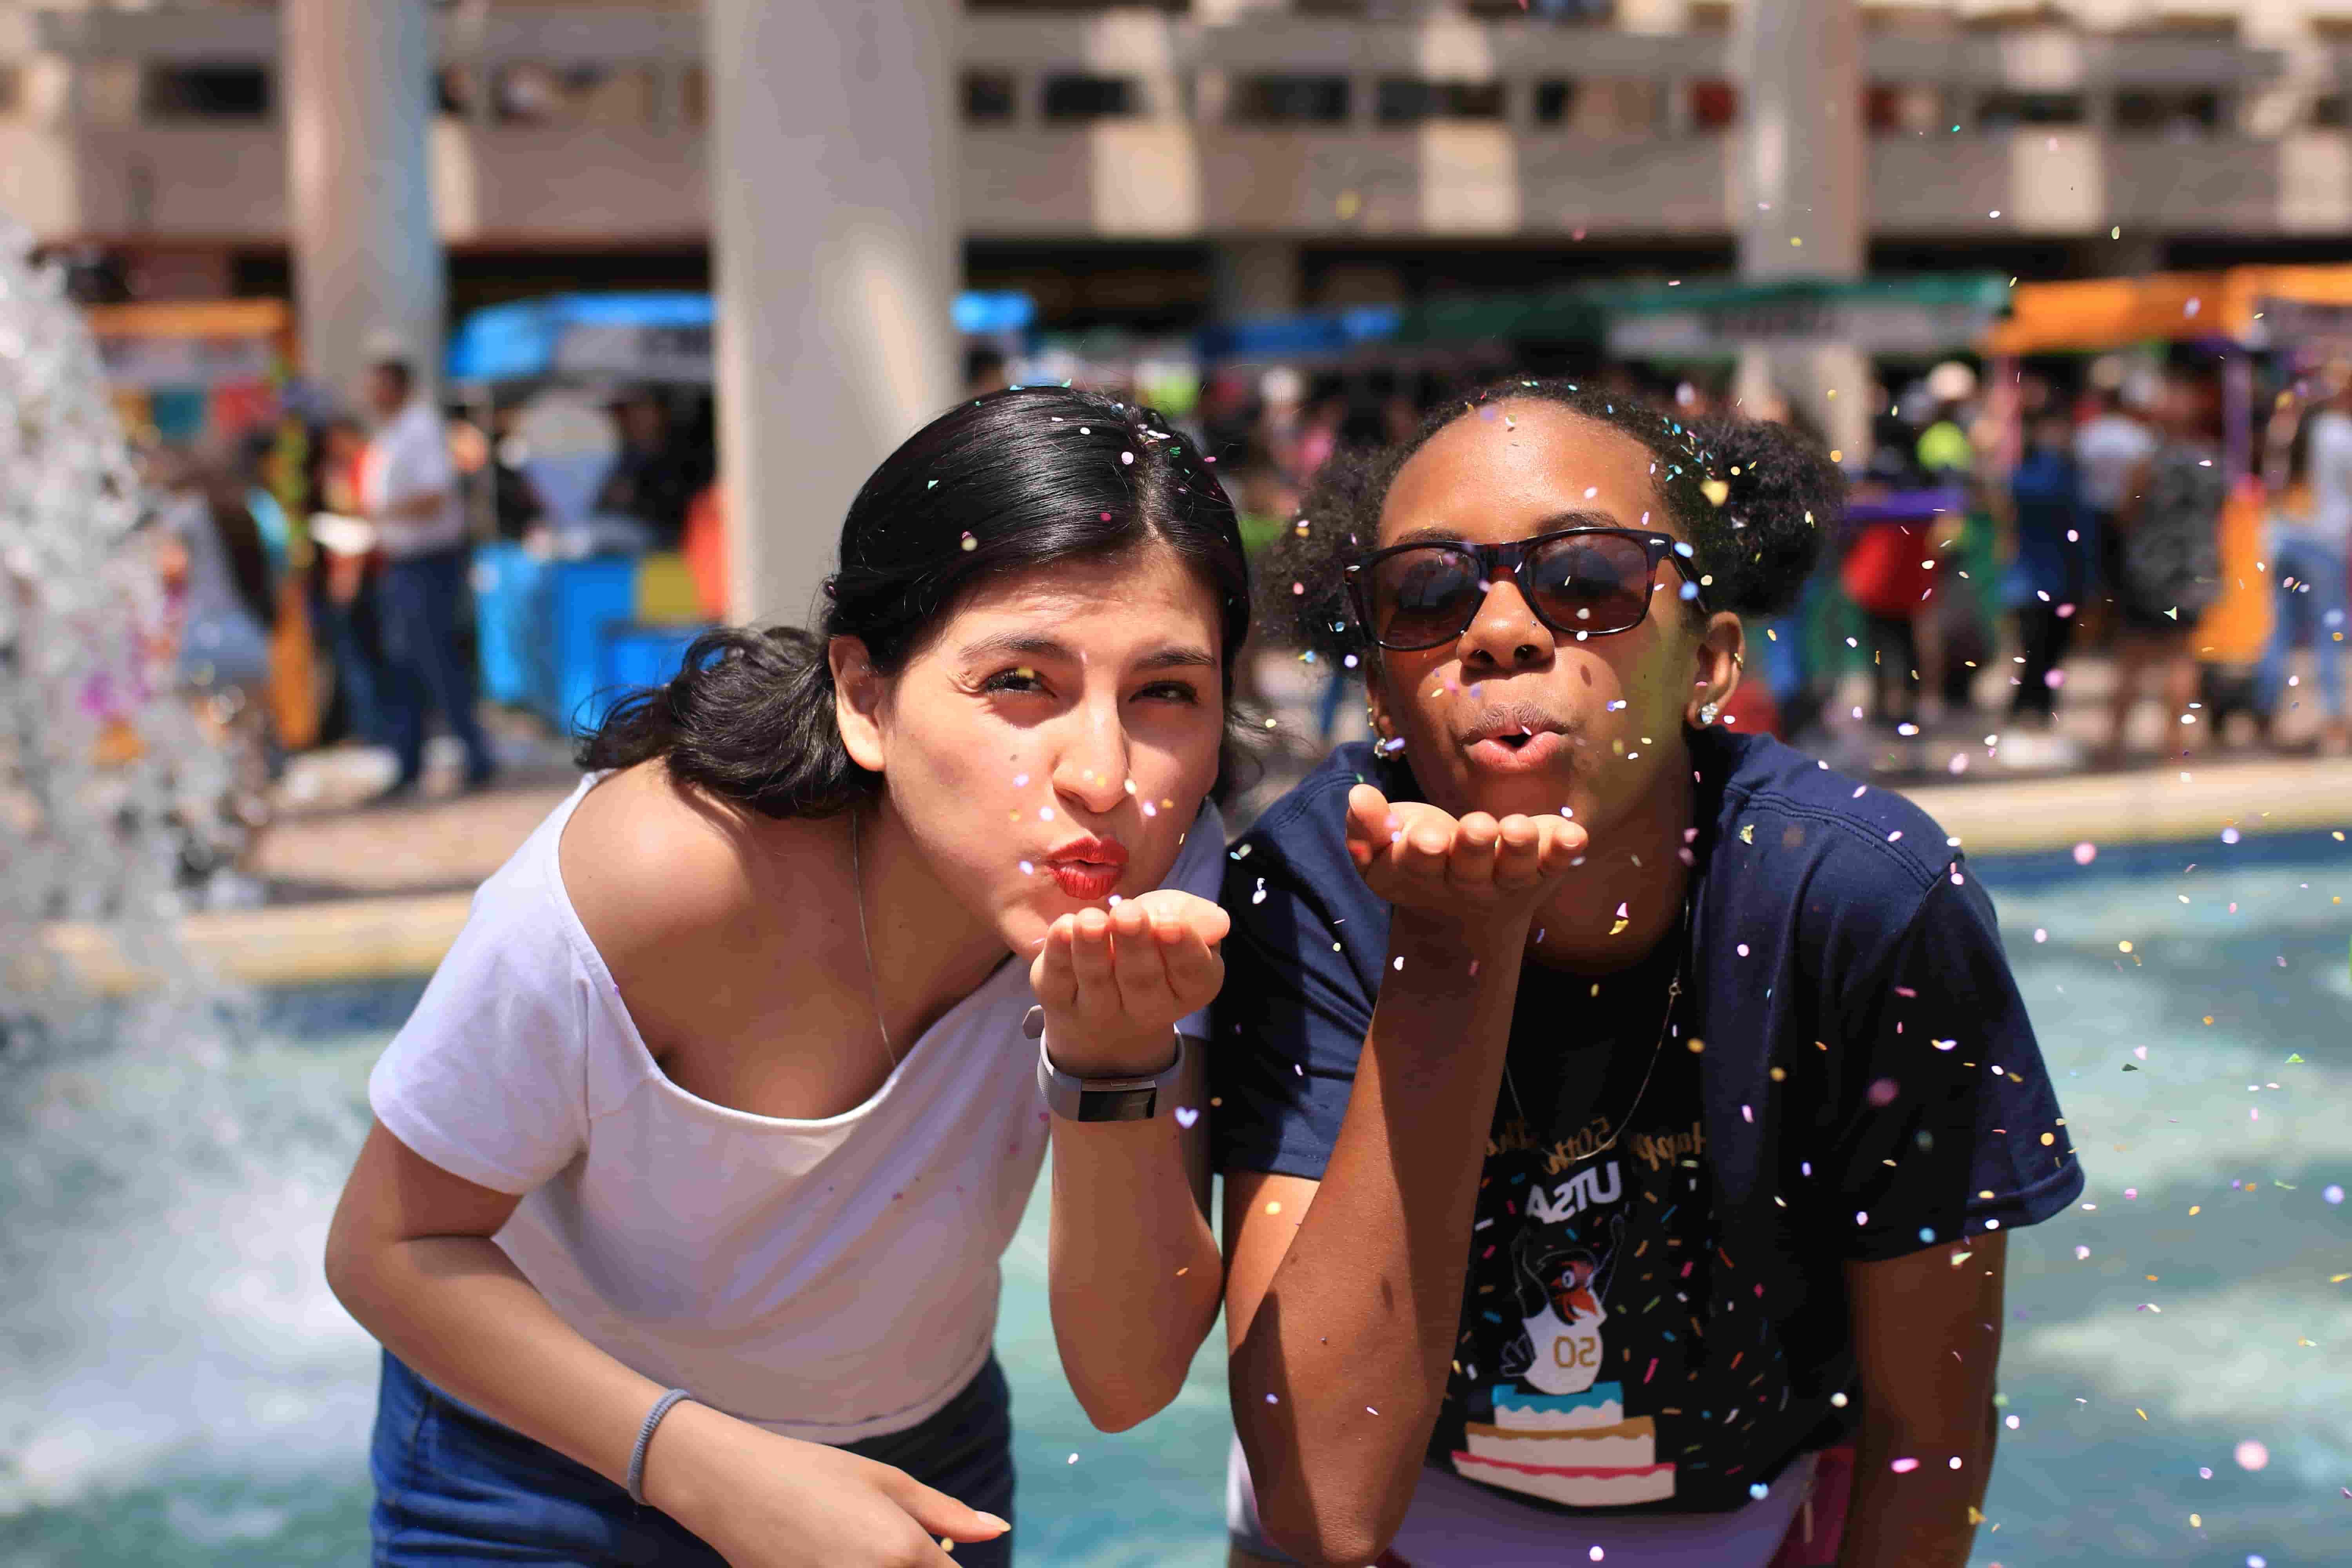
578 385 1252 816
1256 377 1840 666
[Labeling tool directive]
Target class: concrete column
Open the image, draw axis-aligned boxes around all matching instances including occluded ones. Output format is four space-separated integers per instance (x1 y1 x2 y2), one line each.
1732 0 1869 459
282 0 444 409
704 0 962 628
1210 239 1303 321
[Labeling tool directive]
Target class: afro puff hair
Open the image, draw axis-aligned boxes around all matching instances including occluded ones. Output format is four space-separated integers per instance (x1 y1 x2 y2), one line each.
1255 377 1841 667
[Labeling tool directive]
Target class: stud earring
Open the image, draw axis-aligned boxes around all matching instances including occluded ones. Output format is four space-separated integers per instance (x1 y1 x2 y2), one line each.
1697 701 1721 727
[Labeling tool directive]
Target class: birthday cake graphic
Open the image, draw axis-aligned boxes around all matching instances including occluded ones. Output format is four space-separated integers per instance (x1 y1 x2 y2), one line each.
1450 1205 1676 1506
1452 1379 1677 1506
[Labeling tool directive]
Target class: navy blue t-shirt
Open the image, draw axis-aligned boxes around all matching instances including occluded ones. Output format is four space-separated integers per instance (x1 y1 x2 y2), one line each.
1210 730 2083 1518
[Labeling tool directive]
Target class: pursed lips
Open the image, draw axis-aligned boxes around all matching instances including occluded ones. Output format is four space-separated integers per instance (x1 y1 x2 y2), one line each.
1458 700 1572 750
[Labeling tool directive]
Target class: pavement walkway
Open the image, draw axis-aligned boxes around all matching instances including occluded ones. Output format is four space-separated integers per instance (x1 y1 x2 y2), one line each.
44 657 2352 990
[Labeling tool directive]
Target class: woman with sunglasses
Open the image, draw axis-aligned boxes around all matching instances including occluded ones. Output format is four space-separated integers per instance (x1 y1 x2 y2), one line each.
1211 381 2081 1567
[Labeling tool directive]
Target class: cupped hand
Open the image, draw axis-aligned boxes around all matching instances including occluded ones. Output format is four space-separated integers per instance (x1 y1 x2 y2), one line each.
1029 888 1229 1077
1343 783 1586 933
653 1409 1007 1568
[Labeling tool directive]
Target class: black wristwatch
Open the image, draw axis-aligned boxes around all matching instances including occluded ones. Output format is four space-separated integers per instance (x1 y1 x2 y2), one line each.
1025 1005 1186 1122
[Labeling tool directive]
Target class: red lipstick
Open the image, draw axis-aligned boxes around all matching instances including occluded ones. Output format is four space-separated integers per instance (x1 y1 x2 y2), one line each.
1044 835 1127 901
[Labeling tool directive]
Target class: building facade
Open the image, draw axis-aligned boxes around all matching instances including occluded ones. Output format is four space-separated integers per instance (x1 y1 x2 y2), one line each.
7 0 2352 325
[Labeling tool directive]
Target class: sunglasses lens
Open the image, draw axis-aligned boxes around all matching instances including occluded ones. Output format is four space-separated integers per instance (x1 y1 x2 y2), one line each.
1526 534 1654 635
1368 548 1482 648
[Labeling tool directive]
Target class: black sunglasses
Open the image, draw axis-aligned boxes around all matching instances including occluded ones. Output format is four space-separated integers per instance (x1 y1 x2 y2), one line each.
1344 526 1710 653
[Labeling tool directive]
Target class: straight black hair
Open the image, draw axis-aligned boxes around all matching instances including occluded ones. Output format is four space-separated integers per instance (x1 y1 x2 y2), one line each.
578 386 1252 817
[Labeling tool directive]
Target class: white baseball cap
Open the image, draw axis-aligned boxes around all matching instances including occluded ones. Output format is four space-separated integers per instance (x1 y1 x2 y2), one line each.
363 327 413 365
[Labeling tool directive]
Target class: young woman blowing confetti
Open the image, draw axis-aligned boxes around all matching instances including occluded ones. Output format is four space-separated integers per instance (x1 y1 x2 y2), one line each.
326 387 1247 1568
1211 381 2083 1567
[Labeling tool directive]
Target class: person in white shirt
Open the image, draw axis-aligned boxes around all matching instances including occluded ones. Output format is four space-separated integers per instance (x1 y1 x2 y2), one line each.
2255 393 2352 754
361 353 495 799
326 387 1249 1568
2073 388 2156 597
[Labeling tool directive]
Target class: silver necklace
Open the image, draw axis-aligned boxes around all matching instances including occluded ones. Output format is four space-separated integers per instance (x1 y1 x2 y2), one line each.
850 806 897 1069
1502 906 1687 1158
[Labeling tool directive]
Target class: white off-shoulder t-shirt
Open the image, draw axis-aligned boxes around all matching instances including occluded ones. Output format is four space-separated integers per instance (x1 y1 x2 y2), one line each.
369 775 1226 1443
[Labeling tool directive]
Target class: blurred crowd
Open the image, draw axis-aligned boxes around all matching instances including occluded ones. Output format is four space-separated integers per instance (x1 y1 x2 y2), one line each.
139 344 719 895
139 333 2350 903
1150 348 2350 771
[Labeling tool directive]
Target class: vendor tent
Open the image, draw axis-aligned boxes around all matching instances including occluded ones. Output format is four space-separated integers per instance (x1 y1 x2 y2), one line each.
446 289 1038 387
1390 274 2011 358
1987 264 2352 358
445 292 713 386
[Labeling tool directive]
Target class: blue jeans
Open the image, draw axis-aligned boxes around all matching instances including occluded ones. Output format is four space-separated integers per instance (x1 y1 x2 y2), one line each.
316 581 387 746
377 548 495 786
2255 535 2349 720
370 1351 1014 1567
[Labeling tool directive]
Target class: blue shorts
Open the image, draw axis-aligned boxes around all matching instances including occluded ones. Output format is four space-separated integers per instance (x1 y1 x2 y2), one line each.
369 1350 1015 1566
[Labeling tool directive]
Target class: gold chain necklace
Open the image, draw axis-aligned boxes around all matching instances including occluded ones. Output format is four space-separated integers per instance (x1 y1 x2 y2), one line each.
1501 906 1688 1157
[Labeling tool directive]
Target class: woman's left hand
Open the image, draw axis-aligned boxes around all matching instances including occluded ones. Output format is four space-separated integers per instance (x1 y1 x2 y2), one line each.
1029 889 1229 1078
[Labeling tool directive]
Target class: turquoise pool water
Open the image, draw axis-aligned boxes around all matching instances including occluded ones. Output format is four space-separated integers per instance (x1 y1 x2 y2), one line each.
2 835 2345 1566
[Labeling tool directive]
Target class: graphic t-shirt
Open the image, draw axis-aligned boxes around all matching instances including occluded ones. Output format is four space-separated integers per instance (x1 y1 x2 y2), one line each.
1212 732 2085 1521
1434 933 1755 1513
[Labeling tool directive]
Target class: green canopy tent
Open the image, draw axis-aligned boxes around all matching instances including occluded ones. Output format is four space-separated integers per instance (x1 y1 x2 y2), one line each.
1390 273 2012 360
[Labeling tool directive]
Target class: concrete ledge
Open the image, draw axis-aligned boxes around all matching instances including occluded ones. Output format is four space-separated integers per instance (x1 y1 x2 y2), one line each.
38 756 2348 991
1907 755 2352 858
45 892 473 993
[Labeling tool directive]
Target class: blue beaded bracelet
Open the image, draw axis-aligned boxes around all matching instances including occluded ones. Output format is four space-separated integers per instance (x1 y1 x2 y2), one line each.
626 1388 695 1507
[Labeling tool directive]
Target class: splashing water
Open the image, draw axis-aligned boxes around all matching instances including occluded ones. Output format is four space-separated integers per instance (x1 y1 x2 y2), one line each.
0 213 379 1539
0 211 236 1035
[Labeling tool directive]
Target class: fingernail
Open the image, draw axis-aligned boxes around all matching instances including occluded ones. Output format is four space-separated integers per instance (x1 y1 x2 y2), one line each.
980 1514 1012 1533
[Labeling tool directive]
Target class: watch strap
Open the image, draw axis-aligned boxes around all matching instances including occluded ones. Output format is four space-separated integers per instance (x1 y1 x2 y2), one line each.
1025 1005 1185 1122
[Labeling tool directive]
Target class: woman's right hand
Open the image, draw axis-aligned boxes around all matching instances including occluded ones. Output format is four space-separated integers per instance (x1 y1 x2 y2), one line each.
1343 783 1585 935
647 1404 1009 1568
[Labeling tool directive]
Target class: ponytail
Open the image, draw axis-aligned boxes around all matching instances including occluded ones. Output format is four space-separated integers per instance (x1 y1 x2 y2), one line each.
574 626 875 818
1684 415 1839 618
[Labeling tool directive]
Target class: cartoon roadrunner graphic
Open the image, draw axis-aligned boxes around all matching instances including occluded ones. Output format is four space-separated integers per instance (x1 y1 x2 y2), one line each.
1498 1210 1626 1389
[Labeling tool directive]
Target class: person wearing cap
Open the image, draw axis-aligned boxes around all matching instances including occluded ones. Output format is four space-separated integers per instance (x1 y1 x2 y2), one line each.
2074 370 2157 606
362 342 497 800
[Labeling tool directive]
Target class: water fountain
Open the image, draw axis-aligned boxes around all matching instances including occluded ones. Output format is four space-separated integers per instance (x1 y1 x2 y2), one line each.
0 215 384 1561
0 214 229 1027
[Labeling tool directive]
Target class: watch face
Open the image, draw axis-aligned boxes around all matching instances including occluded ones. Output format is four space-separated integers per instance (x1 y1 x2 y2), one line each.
1037 1033 1184 1122
1077 1086 1159 1123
